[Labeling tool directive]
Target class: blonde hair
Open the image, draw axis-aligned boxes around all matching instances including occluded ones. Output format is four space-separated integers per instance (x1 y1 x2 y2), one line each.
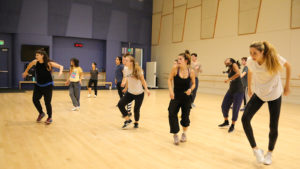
127 56 143 79
250 41 282 74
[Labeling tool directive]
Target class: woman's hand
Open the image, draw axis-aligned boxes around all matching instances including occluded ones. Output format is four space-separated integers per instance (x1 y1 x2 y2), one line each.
22 72 28 78
65 81 70 86
248 88 253 98
283 85 290 96
185 89 192 96
224 79 230 83
146 89 151 96
122 88 127 93
169 91 175 100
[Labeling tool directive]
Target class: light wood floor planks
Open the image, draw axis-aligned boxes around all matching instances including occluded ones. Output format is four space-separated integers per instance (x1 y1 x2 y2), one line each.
0 89 300 169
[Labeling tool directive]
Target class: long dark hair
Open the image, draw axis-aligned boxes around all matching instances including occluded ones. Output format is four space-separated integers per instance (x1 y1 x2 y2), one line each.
223 58 240 74
35 49 51 71
70 58 79 67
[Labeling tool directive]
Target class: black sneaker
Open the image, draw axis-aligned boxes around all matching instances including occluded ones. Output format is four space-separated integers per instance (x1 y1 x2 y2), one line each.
228 124 235 133
122 119 132 129
134 123 139 128
218 120 229 127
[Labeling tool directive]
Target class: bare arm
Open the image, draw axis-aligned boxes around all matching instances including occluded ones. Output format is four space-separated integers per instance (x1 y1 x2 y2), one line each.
168 66 177 99
240 71 247 78
50 62 64 76
22 60 37 78
283 62 291 96
225 63 241 83
186 69 196 95
247 68 253 97
140 73 150 96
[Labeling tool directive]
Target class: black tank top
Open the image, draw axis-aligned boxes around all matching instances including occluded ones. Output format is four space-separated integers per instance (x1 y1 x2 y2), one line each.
174 68 191 98
35 61 53 85
228 67 243 93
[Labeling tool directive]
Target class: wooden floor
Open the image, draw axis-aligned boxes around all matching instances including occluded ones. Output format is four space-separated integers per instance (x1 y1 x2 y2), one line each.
1 89 300 169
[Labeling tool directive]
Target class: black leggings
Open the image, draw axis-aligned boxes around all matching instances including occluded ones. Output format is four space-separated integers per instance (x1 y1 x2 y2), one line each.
168 95 191 134
242 94 281 151
118 92 144 122
33 85 53 118
88 79 98 95
116 82 123 98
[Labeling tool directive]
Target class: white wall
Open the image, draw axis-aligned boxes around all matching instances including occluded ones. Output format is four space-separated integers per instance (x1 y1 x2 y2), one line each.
151 0 300 104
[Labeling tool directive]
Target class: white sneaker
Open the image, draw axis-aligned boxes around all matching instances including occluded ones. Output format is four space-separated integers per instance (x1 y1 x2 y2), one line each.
72 107 78 111
263 152 272 165
173 135 179 145
76 106 80 110
253 149 264 163
88 94 91 98
191 103 196 108
94 95 97 98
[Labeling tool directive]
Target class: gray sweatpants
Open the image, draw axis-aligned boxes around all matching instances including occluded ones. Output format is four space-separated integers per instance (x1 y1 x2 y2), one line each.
69 82 81 107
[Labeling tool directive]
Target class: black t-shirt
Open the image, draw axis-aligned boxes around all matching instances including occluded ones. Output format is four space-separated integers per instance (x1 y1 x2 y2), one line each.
228 67 244 93
35 61 53 85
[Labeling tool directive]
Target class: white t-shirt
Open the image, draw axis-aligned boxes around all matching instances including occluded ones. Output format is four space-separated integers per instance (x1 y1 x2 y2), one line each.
247 55 286 101
124 67 144 95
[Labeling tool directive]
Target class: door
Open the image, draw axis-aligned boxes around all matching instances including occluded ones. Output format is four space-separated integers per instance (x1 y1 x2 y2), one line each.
135 48 143 68
0 48 9 88
146 62 156 88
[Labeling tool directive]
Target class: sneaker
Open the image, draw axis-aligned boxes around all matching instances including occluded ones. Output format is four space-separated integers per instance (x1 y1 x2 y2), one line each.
240 107 245 111
76 106 80 110
173 135 179 145
191 103 196 108
45 118 52 124
218 120 229 127
88 94 91 98
263 152 272 165
128 112 132 117
180 133 187 142
36 113 45 122
122 119 132 129
228 124 235 133
253 149 264 163
134 122 139 128
72 107 78 111
94 95 97 98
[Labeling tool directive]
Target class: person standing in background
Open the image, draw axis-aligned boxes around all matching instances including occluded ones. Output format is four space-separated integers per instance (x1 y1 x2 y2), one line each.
87 62 98 98
190 53 202 108
240 57 248 111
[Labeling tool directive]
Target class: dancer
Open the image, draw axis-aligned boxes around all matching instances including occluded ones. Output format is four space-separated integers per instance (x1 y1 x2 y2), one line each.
240 57 248 111
115 56 124 98
218 58 244 133
241 41 291 165
22 49 64 124
65 58 83 111
190 53 202 108
88 62 98 98
168 52 195 145
117 55 150 129
121 54 132 115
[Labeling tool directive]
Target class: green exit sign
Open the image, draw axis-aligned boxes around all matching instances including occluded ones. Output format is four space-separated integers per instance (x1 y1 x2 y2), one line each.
127 48 132 52
0 40 4 45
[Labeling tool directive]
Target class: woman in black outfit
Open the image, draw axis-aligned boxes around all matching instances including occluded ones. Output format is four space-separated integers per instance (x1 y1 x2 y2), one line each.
218 58 244 133
168 52 195 145
22 49 63 124
88 62 98 98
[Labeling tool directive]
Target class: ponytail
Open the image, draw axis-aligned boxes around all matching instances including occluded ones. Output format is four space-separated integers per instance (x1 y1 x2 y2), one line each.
128 56 142 79
250 41 282 74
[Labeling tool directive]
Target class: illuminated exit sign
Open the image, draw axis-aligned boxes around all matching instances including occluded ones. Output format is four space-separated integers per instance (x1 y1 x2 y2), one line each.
0 40 4 45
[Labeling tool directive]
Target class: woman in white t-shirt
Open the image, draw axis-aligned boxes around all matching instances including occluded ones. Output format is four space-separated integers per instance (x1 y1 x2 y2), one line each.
117 55 151 129
241 41 291 165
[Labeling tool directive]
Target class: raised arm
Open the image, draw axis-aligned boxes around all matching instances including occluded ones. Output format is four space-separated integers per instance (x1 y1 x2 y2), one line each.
22 60 37 78
50 62 64 76
283 62 291 96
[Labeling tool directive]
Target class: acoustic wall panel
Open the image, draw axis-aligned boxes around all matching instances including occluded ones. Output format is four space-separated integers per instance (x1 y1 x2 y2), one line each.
152 13 162 45
174 0 188 7
291 0 300 28
153 0 163 13
173 5 187 42
162 0 173 15
201 0 219 39
238 0 261 35
187 0 201 8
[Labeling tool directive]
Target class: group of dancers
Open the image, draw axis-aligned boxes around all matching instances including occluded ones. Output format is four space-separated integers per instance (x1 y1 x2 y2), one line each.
22 40 291 165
